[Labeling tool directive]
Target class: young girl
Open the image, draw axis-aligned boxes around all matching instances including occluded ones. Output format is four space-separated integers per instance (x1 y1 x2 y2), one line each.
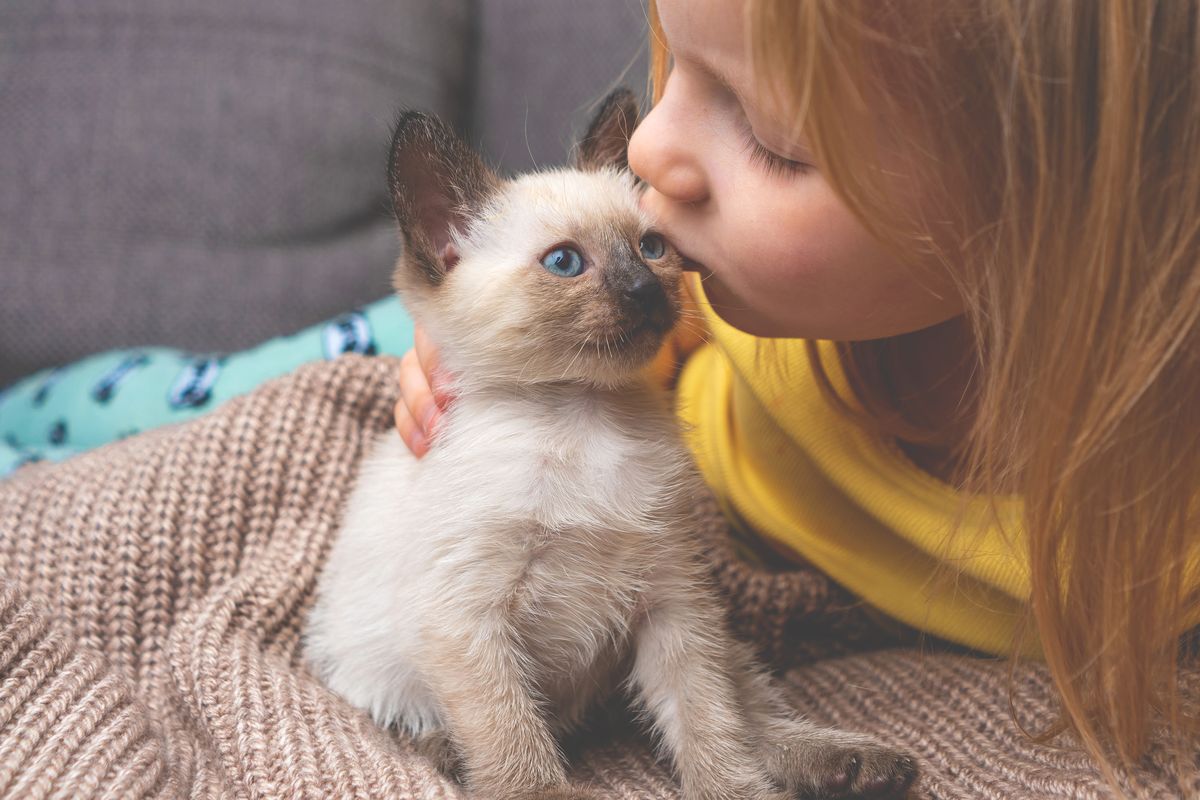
1 0 1195 787
395 0 1200 785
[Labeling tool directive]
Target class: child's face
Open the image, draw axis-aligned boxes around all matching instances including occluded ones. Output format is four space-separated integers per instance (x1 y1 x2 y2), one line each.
629 0 963 340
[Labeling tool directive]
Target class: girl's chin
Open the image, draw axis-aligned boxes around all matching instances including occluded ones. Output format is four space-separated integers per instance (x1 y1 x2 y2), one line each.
698 276 800 339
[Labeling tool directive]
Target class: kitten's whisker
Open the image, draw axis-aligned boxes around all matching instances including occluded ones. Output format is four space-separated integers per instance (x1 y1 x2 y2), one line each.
560 335 590 381
696 299 754 313
676 314 708 327
516 347 543 384
676 326 713 345
523 103 539 171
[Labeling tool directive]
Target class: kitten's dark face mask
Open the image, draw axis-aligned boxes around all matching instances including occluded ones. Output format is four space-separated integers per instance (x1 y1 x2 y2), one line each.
386 89 683 388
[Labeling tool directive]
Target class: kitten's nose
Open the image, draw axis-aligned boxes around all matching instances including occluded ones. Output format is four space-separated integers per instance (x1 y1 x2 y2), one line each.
624 272 665 310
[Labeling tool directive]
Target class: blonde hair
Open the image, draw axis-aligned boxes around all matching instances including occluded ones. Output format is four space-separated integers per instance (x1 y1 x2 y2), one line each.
650 0 1200 783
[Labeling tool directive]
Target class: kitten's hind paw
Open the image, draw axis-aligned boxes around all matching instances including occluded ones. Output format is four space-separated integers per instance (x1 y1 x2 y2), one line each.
762 721 917 798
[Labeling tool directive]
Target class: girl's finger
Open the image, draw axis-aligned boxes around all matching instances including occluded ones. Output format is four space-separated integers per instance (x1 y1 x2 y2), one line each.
399 348 441 439
413 325 452 408
393 396 429 457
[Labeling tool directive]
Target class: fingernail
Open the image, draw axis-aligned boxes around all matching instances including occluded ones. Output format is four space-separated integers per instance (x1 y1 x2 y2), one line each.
421 403 439 434
431 374 452 409
410 428 427 455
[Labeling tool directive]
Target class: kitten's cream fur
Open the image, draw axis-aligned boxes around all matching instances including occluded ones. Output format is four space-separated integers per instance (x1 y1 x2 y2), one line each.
305 91 916 800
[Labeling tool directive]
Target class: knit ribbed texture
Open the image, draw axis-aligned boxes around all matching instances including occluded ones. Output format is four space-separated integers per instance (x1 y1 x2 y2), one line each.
0 355 1194 798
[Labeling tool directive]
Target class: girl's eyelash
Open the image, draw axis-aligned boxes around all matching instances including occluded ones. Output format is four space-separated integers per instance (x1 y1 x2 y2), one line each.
740 127 808 178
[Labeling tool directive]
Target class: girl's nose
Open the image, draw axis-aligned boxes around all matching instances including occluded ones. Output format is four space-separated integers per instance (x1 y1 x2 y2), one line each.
628 82 709 205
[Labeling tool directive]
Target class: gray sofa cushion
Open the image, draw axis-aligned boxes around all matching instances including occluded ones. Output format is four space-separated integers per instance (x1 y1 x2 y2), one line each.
0 0 651 389
473 0 650 173
0 0 471 387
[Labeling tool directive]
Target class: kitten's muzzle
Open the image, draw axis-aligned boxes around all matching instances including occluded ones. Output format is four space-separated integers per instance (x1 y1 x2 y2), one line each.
617 272 672 335
623 272 666 312
604 246 674 339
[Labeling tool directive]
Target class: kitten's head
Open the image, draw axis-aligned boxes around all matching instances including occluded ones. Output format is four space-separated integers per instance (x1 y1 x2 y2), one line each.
387 89 682 389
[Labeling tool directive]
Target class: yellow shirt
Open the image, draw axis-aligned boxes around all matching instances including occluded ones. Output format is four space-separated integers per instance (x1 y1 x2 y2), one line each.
670 275 1032 657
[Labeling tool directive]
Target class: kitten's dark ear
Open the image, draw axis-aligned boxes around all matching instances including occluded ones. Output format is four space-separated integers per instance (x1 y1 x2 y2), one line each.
574 88 640 172
387 111 500 288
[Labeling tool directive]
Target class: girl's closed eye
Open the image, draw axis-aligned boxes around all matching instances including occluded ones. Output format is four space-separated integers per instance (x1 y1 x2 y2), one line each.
740 125 809 178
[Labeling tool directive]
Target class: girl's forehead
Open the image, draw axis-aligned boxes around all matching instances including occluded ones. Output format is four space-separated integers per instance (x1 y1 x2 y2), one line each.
656 0 746 76
656 0 761 111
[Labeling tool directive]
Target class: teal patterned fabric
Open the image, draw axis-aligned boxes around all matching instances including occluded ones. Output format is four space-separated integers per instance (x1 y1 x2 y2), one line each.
0 297 413 478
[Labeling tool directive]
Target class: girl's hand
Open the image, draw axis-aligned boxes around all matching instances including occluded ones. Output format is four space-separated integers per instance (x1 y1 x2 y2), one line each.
394 325 452 458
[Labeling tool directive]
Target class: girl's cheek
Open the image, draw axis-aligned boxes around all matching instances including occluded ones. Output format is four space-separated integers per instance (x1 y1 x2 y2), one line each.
719 179 813 272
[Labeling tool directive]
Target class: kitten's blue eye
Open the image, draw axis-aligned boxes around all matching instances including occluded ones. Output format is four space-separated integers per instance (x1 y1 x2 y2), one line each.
541 246 585 277
639 233 666 261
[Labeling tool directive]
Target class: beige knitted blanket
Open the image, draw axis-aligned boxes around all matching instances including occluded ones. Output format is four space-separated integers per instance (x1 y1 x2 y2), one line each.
0 355 1194 799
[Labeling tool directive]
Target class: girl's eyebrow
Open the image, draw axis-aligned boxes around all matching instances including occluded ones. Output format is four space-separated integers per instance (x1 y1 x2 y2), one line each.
672 48 754 111
675 47 812 158
674 47 806 146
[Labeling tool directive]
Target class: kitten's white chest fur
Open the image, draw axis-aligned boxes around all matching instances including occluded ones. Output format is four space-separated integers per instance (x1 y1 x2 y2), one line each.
305 381 697 736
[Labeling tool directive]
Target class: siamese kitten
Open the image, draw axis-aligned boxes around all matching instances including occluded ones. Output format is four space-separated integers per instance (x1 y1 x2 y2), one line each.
305 90 917 800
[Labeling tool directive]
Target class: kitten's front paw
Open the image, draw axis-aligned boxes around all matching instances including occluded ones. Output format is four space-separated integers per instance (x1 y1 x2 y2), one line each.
763 723 917 798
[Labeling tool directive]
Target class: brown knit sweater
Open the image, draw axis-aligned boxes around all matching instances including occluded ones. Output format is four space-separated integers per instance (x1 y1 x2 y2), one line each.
0 355 1194 799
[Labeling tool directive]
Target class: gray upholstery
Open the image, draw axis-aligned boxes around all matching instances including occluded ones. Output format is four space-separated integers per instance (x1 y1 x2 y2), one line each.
0 0 649 387
473 0 650 173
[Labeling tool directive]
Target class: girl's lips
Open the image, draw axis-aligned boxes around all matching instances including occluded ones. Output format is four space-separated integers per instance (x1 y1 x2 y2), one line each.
672 246 711 277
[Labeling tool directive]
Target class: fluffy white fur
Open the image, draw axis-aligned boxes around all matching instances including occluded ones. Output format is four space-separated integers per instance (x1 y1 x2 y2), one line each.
305 381 695 736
